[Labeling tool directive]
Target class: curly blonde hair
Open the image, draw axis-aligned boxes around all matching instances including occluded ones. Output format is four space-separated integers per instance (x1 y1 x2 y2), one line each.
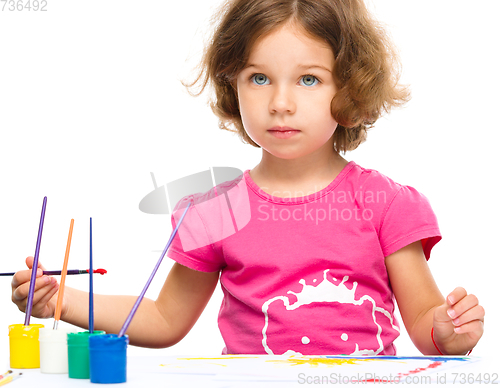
185 0 410 153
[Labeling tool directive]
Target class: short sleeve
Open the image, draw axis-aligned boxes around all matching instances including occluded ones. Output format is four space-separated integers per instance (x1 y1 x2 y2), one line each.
166 196 225 273
379 185 441 260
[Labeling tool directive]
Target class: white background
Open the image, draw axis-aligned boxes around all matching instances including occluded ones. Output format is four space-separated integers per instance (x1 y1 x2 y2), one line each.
0 0 498 366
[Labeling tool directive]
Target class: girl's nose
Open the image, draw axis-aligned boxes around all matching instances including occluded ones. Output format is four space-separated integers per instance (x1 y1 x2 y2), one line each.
269 85 296 114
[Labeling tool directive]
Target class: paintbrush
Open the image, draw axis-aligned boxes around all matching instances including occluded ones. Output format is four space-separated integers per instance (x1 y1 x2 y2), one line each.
118 201 191 337
25 197 47 326
0 269 107 276
53 219 74 330
89 217 94 333
0 373 22 387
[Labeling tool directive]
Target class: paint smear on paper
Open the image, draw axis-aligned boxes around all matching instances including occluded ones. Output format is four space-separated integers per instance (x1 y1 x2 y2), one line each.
398 361 443 376
268 356 375 368
178 356 259 361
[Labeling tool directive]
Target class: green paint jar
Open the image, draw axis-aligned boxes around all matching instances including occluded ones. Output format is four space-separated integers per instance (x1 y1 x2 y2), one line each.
67 330 105 379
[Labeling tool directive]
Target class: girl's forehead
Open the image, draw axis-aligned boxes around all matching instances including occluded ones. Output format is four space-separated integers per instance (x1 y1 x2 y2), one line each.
247 22 334 62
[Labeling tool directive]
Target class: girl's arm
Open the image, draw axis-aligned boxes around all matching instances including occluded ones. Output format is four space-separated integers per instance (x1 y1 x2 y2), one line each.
385 241 484 355
12 257 219 348
63 262 219 347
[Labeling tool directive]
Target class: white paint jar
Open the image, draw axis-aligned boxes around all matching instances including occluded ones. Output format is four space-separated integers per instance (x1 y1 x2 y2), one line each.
39 328 70 374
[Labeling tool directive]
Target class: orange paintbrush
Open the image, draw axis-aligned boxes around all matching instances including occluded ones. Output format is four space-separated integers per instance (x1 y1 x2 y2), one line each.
53 219 74 330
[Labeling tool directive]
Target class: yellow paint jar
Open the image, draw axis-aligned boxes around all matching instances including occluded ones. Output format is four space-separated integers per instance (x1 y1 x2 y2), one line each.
9 323 45 369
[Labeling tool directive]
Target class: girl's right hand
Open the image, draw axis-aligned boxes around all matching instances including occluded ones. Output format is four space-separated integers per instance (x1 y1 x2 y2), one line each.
11 256 59 319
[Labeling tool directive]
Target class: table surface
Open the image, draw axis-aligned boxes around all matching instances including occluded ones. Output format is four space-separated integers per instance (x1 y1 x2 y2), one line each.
1 355 499 387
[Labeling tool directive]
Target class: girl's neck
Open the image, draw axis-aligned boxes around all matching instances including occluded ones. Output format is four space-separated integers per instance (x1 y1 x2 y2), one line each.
250 148 349 198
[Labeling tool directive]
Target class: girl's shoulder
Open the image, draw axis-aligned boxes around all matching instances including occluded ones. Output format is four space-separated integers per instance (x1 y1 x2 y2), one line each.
347 163 441 260
171 169 245 212
346 161 406 196
346 162 436 226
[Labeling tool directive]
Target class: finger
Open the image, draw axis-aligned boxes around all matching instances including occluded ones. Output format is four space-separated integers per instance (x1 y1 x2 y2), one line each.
11 267 43 289
33 282 59 317
12 275 54 303
13 279 57 314
451 305 485 327
454 319 484 336
31 277 58 305
448 294 480 320
446 287 467 306
25 256 47 271
434 303 453 324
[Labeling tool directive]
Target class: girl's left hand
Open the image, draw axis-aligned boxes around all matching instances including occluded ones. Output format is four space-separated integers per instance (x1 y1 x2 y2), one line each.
433 287 485 355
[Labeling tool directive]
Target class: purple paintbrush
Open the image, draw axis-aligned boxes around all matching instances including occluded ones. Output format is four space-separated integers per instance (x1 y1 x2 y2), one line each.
89 217 94 333
0 269 107 276
118 202 192 337
25 197 47 326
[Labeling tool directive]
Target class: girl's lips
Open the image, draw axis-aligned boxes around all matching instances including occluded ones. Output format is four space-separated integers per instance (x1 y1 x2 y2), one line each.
268 127 300 139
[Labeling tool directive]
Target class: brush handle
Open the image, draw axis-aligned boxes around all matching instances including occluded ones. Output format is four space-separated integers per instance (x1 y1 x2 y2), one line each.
0 370 12 379
89 218 94 333
43 270 81 275
1 269 105 276
0 373 21 386
25 197 47 326
118 202 191 337
54 219 74 324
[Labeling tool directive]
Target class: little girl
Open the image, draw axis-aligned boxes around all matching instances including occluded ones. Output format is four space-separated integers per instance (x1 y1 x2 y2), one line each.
12 0 484 356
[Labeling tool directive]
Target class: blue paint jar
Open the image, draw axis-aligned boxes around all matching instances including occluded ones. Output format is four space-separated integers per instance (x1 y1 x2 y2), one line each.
89 334 128 384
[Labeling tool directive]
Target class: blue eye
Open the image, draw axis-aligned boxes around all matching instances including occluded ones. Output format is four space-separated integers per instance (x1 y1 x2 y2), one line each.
252 74 269 85
300 75 318 87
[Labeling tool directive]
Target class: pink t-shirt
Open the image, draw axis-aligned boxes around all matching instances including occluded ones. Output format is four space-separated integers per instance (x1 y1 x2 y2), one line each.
167 161 441 355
